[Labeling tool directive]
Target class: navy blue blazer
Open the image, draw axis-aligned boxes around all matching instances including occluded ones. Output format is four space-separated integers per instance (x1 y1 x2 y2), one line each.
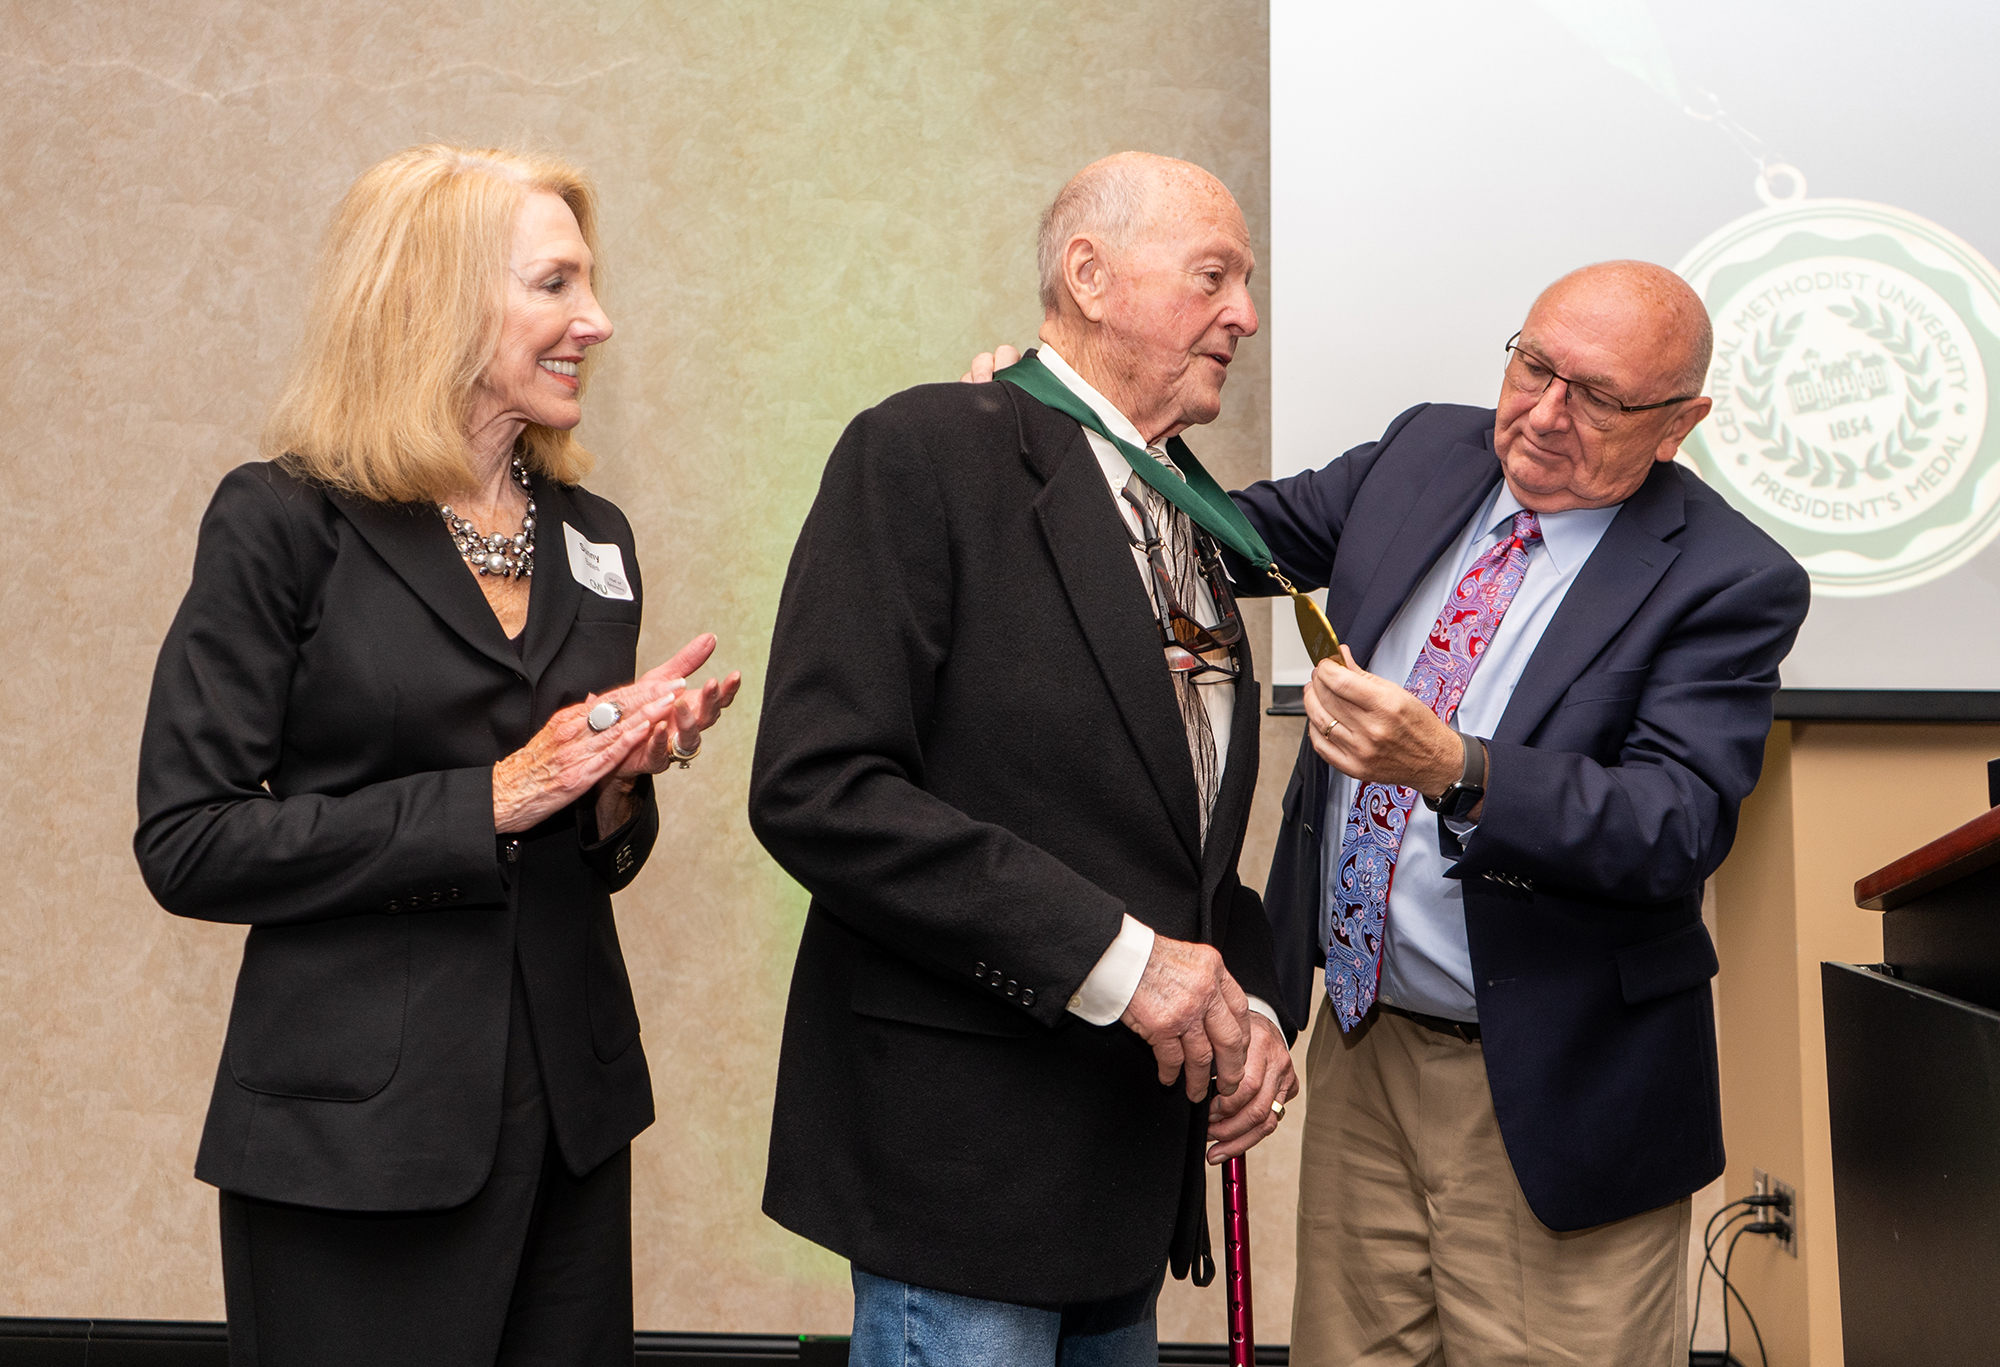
1233 403 1809 1232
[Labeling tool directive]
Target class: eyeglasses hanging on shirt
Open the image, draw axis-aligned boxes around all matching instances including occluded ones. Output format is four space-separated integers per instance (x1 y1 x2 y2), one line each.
1121 484 1245 682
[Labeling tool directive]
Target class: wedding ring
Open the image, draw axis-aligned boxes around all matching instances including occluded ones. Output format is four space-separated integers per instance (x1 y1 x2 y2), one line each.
1320 718 1339 740
587 700 624 732
1270 1099 1286 1121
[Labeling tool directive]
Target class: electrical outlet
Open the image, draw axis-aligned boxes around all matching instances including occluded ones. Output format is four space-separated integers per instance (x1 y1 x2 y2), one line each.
1752 1167 1799 1257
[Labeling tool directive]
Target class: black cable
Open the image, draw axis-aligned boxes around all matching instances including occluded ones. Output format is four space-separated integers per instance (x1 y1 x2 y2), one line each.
1690 1202 1757 1348
1719 1223 1771 1367
1691 1194 1789 1359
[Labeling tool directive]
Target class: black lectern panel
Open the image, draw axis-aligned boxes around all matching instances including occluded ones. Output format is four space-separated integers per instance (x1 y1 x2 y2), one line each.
1881 862 2000 1013
1823 962 2000 1365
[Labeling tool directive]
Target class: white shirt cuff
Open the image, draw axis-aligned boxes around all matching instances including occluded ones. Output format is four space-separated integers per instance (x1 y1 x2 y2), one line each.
1245 995 1281 1032
1067 914 1154 1025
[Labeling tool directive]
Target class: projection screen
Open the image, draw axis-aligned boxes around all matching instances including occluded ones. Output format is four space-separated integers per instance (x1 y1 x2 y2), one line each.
1271 0 2000 718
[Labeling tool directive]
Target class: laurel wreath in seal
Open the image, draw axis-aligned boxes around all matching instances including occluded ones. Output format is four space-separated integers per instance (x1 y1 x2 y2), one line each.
1736 299 1941 489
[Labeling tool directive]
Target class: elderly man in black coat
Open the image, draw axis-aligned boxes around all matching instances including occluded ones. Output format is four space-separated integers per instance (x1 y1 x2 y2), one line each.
750 152 1296 1367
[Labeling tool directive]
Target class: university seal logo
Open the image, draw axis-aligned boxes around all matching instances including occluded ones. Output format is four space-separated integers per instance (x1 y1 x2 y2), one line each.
1677 198 2000 596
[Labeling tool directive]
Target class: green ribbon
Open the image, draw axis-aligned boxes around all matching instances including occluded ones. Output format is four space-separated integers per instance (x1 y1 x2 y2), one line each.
997 350 1344 666
996 351 1275 569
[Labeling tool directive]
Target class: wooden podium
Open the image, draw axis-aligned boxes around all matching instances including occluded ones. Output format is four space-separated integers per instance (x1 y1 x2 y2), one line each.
1826 803 2000 1364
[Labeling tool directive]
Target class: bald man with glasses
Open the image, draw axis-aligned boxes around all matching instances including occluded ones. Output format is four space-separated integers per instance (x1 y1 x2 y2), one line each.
1230 260 1809 1362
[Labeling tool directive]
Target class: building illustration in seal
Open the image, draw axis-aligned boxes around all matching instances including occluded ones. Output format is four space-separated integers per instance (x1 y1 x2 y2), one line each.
1787 348 1892 415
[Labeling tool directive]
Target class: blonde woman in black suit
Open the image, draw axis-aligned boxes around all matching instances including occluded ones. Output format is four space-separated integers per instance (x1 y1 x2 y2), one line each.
135 144 739 1367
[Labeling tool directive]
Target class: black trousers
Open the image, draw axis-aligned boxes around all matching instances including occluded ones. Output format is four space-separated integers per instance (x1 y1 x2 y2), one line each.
218 968 633 1367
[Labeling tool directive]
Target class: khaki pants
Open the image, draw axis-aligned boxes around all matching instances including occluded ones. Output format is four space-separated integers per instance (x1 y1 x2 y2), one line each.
1291 1000 1689 1366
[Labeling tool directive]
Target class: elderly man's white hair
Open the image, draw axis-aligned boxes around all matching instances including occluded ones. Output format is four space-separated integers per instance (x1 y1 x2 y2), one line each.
1036 152 1227 314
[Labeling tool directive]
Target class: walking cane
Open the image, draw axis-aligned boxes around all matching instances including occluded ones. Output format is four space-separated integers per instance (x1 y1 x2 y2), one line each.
1221 1154 1255 1367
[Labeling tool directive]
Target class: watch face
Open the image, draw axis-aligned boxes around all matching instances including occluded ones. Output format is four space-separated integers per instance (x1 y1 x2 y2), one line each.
1440 785 1484 821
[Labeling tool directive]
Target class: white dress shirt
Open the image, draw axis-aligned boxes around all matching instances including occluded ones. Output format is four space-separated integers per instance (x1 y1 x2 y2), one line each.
1320 481 1619 1022
1036 346 1278 1034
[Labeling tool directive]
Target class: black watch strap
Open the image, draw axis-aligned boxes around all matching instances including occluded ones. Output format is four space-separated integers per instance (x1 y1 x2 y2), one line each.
1422 730 1487 819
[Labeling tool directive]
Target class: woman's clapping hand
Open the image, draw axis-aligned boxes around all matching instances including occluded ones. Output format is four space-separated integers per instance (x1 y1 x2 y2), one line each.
492 632 741 835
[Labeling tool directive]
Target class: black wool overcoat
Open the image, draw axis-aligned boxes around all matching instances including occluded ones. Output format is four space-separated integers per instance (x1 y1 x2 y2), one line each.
750 380 1284 1307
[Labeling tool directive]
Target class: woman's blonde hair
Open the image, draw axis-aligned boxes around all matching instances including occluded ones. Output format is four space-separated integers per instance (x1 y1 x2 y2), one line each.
263 144 602 503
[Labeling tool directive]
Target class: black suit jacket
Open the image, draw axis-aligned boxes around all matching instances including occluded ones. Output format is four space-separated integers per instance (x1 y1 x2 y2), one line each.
749 380 1282 1306
1234 404 1810 1232
136 461 659 1212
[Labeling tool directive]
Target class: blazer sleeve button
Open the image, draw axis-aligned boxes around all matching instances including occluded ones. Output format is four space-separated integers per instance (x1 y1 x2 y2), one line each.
1005 980 1018 998
386 899 399 912
1020 988 1036 1007
973 962 987 979
449 888 461 900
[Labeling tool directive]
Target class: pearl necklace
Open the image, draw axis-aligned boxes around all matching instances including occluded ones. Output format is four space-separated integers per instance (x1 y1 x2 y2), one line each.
438 456 536 579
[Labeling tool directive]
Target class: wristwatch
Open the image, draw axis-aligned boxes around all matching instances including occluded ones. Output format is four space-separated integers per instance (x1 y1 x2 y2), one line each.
1422 730 1487 822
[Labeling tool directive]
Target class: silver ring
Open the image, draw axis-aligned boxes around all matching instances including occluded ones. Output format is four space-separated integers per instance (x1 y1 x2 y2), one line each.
587 700 624 732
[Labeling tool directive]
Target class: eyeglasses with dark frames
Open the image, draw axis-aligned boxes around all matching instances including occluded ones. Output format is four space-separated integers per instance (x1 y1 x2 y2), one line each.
1503 331 1702 430
1120 487 1244 682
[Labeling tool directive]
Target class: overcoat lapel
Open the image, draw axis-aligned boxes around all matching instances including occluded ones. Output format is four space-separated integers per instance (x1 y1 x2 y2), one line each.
1020 401 1205 867
1342 442 1502 666
1197 640 1263 937
329 490 521 675
1493 463 1686 745
518 478 584 687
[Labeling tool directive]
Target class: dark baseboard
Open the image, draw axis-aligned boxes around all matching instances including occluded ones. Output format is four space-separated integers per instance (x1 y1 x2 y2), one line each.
0 1319 228 1366
0 1320 1742 1365
0 1320 1289 1366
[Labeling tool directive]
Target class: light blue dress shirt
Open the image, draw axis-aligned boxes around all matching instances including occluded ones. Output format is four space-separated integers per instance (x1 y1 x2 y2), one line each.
1319 481 1620 1022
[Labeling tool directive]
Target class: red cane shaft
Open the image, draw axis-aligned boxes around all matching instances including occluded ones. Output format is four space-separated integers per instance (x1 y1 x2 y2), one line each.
1222 1154 1255 1367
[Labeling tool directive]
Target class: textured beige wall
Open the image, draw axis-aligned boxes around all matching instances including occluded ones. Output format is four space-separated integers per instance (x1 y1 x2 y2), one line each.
1712 722 2000 1363
0 0 1290 1340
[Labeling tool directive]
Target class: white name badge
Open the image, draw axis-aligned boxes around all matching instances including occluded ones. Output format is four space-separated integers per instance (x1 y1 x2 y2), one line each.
562 523 634 601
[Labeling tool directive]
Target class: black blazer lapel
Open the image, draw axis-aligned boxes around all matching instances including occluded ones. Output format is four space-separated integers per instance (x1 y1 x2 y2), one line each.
1019 398 1205 867
1341 441 1502 666
519 478 585 688
1197 639 1263 935
328 491 520 675
1494 464 1687 745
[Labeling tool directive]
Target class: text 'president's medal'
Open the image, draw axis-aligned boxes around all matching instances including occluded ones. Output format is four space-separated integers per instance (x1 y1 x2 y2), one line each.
995 352 1345 667
1676 166 2000 597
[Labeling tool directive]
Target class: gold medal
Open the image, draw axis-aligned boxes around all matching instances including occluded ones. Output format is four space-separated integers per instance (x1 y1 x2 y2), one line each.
1268 568 1342 667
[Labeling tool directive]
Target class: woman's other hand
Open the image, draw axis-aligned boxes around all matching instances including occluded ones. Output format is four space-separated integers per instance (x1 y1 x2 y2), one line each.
596 633 744 830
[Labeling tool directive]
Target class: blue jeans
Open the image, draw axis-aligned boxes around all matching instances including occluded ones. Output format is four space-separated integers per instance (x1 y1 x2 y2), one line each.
848 1266 1163 1367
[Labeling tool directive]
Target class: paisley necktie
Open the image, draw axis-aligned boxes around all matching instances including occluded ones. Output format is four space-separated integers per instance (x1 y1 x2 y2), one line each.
1326 510 1543 1031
